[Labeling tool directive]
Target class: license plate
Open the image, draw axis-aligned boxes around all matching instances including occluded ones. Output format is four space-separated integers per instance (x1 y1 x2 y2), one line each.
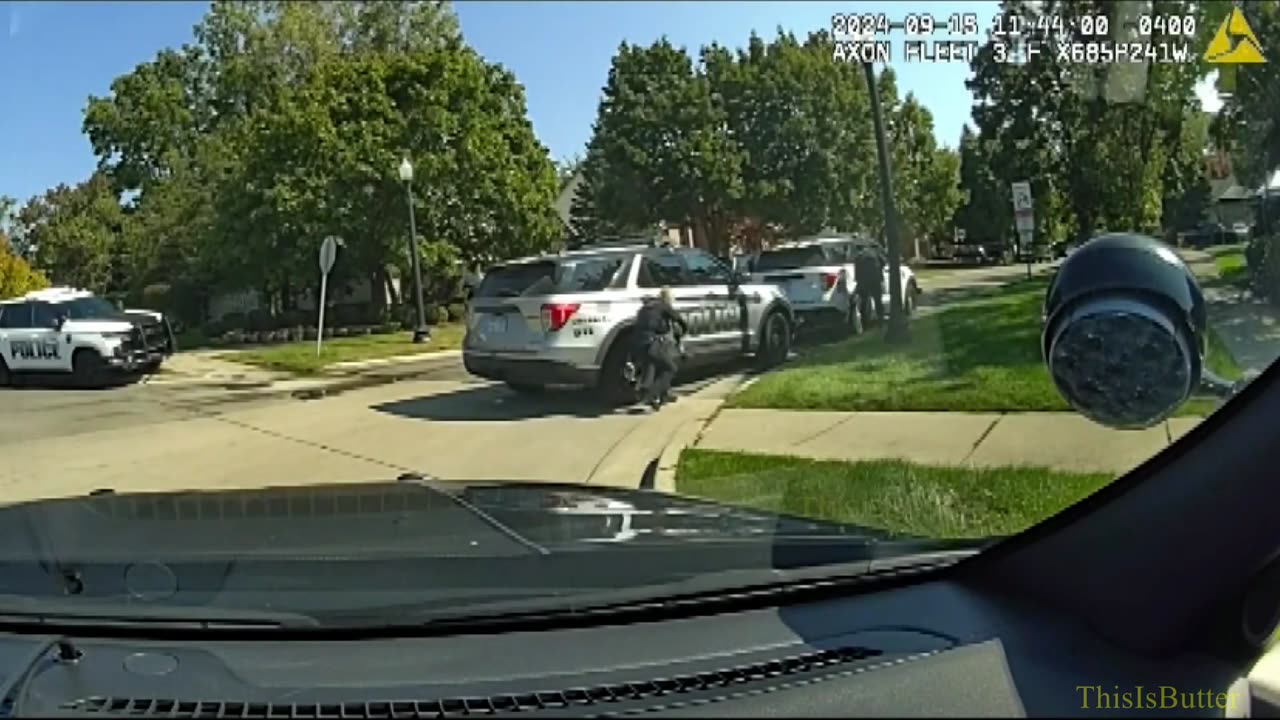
482 314 508 334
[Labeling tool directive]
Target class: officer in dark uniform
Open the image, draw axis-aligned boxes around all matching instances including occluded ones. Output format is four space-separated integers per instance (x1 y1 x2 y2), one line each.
631 287 688 410
853 243 886 326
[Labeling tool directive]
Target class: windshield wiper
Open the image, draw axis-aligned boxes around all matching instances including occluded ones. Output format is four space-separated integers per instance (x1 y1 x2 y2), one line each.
0 596 319 631
318 542 988 632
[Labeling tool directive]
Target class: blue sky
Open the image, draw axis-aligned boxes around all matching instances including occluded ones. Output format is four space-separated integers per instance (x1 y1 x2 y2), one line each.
3 0 1014 205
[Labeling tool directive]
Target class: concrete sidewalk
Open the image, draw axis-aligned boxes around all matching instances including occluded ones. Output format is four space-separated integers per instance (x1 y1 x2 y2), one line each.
1179 247 1280 371
690 408 1204 475
146 349 463 397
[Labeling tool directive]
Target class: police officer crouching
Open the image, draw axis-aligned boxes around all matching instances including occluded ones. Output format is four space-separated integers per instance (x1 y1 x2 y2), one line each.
631 287 688 410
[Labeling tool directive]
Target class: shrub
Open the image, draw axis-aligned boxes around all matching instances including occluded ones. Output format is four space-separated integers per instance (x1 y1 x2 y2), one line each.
447 303 466 322
220 311 249 331
425 304 446 325
1246 234 1280 303
0 247 48 299
245 308 276 332
201 319 228 338
396 303 417 330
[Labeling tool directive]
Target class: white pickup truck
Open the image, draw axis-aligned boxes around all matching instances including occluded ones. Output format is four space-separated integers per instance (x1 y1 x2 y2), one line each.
748 236 919 335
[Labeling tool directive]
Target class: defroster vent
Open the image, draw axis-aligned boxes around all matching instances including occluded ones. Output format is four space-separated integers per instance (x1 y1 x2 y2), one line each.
58 645 880 718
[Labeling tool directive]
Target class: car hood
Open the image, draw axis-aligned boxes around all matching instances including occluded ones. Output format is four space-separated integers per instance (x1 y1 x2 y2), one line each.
0 479 927 562
64 319 135 334
0 481 981 623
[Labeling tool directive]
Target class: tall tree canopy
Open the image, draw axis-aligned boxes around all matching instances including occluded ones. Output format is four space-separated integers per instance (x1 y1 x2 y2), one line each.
575 31 962 253
54 0 557 323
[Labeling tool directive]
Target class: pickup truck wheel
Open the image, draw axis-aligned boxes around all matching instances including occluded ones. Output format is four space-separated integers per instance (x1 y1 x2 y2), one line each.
72 349 108 389
845 295 863 336
599 334 640 406
755 311 792 370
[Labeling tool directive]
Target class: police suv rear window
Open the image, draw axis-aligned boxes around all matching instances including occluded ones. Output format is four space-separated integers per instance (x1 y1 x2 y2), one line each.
755 245 836 271
477 256 627 297
559 256 627 292
476 262 562 298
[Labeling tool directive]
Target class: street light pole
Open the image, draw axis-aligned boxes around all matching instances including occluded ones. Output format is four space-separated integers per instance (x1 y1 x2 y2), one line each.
863 61 910 344
399 157 430 344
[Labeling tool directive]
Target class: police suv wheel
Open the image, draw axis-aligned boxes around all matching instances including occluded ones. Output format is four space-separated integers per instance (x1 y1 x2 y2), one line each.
756 311 792 369
72 349 107 389
600 338 641 406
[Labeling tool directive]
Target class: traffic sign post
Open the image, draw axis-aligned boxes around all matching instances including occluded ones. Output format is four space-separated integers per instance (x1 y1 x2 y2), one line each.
1011 181 1034 278
316 236 341 357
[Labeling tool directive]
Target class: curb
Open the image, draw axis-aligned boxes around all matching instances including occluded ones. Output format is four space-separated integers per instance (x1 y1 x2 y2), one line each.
323 350 462 373
293 357 465 399
651 373 750 494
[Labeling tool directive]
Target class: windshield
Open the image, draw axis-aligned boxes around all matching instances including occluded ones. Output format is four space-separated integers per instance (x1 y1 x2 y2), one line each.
0 0 1277 629
60 296 123 320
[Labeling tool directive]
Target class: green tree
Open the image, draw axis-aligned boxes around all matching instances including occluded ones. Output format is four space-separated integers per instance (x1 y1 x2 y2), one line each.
79 0 563 319
955 125 1011 244
967 0 1215 244
13 174 125 292
703 31 876 240
225 47 560 306
1214 2 1280 192
584 38 744 254
0 245 49 300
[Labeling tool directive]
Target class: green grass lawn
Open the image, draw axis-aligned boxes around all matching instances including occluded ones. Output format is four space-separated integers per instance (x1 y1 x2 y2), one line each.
1214 249 1248 288
225 325 465 375
676 449 1114 539
732 277 1241 417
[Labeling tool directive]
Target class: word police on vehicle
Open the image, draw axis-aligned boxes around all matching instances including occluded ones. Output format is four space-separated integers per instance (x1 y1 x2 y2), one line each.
0 287 177 388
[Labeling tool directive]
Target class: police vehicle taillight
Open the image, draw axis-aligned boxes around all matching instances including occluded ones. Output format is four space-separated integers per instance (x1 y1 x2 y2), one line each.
541 303 580 332
822 273 839 290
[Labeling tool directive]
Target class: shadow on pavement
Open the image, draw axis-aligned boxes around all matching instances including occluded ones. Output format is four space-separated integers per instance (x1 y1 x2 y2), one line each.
372 359 749 423
2 372 138 391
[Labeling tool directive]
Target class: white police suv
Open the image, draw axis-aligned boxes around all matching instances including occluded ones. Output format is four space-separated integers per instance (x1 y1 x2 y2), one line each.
0 287 176 388
463 239 795 404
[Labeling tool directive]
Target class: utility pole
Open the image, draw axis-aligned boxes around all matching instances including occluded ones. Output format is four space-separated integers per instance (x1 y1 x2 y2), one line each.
864 62 910 344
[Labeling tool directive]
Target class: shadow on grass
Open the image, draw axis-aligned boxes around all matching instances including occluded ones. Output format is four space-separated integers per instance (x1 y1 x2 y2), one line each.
675 449 1115 539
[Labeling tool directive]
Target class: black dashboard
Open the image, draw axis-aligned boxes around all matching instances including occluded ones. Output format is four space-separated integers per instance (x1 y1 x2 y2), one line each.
0 577 1252 718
